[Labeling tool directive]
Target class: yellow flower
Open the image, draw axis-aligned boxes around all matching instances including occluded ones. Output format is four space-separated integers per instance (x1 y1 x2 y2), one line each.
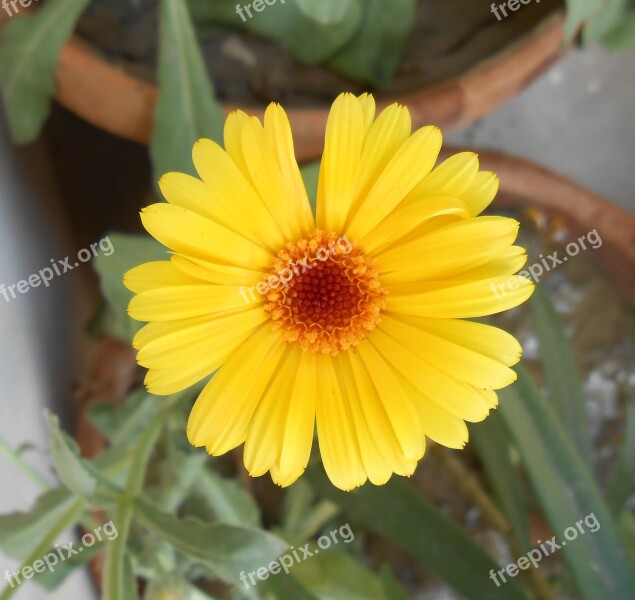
124 93 533 491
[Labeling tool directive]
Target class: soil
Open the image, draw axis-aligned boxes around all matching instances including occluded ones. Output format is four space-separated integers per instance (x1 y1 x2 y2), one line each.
75 0 564 106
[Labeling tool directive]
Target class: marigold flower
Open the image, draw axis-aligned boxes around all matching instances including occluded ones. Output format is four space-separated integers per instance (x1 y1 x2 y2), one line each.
124 93 533 491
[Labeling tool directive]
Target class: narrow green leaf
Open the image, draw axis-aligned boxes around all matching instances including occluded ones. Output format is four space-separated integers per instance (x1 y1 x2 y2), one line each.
606 401 635 516
328 0 416 87
293 550 387 600
300 161 320 218
0 487 75 560
265 573 319 600
46 413 97 499
529 284 593 465
499 366 635 599
295 0 356 24
0 499 85 600
135 498 287 585
306 468 531 600
102 411 166 600
152 0 224 182
0 0 90 142
600 10 635 50
33 540 105 591
470 412 531 553
0 435 48 490
563 0 604 40
193 469 260 527
379 565 410 600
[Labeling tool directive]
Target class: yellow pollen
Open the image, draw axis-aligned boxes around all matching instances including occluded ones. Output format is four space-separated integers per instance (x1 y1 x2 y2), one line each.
264 231 386 355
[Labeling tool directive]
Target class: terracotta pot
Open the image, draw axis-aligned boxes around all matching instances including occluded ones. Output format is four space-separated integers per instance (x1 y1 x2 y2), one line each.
0 9 566 162
73 150 635 592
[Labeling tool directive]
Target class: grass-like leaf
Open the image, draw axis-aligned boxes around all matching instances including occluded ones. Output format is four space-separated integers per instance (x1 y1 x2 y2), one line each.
306 468 530 600
0 0 89 142
499 365 635 599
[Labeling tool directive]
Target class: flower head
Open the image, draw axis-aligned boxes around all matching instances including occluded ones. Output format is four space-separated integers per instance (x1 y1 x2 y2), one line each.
124 93 533 491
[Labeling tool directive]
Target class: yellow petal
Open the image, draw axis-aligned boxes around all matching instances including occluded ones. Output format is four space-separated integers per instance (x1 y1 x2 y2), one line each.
274 350 317 486
140 203 273 270
264 103 315 236
378 315 517 390
244 346 298 477
124 261 200 294
386 275 534 318
397 316 522 365
355 341 426 461
367 328 491 423
360 196 468 256
377 217 519 283
357 92 376 134
128 284 258 322
346 126 442 241
403 152 479 204
342 352 417 477
316 93 365 232
335 353 394 485
223 109 250 176
192 138 286 251
170 254 262 286
240 116 304 240
460 171 499 216
187 325 285 452
398 376 469 449
136 306 267 369
347 103 413 220
315 352 367 491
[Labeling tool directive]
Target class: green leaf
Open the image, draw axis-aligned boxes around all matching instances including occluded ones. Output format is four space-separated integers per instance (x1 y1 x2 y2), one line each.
327 0 416 87
0 0 90 143
563 0 604 40
188 0 363 65
192 469 261 527
306 468 531 600
499 366 635 599
46 413 98 499
529 284 593 465
293 550 387 600
470 412 531 553
0 499 85 600
265 573 319 600
135 498 287 585
295 0 356 24
379 565 410 600
582 0 629 41
599 10 635 50
34 540 105 591
151 0 225 182
0 487 75 560
301 161 320 218
606 401 635 516
103 411 167 600
93 232 167 344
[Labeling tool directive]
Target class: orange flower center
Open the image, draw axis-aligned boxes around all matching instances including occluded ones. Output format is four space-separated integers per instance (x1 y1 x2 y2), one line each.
264 231 386 355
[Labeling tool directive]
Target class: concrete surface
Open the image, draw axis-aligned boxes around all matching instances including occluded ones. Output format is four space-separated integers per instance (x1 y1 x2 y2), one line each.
447 44 635 214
